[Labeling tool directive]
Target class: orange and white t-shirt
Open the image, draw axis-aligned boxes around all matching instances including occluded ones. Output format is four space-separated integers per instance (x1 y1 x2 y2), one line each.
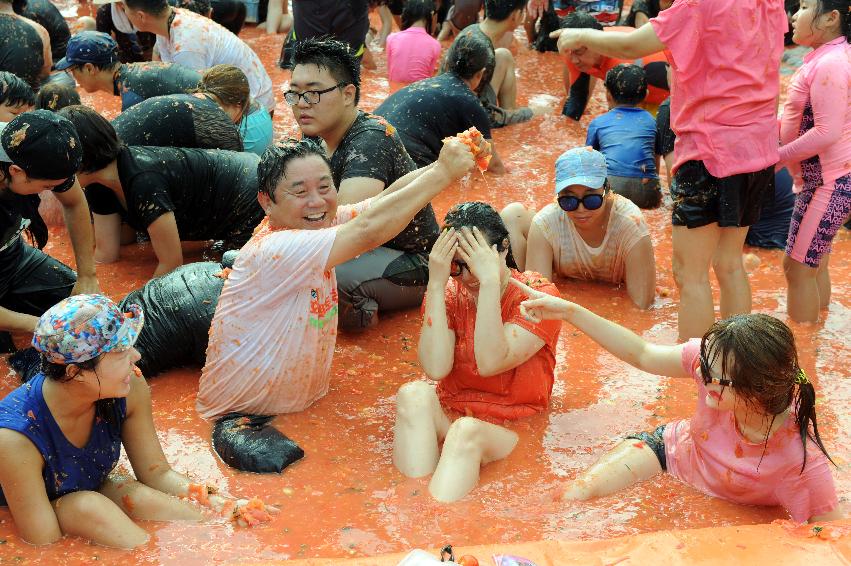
196 203 368 419
433 270 562 422
532 195 649 284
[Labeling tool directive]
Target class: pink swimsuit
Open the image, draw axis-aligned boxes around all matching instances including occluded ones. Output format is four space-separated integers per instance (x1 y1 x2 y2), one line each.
779 37 851 267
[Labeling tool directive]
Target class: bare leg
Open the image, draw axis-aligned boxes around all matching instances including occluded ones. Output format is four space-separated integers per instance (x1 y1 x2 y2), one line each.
784 254 820 323
562 439 662 501
377 5 393 47
816 254 830 309
672 223 721 340
99 476 203 522
393 381 451 478
500 202 535 271
711 226 751 319
491 48 518 110
428 417 519 503
53 490 150 549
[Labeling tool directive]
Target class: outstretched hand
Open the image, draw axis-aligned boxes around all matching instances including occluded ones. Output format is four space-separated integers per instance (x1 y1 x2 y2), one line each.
509 278 573 322
549 28 585 54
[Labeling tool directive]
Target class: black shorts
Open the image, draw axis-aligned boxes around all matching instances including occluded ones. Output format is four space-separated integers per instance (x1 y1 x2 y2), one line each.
280 0 370 67
671 160 775 229
626 424 667 470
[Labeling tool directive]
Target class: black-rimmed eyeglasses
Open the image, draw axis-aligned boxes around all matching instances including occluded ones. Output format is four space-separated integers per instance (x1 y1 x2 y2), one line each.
283 82 347 106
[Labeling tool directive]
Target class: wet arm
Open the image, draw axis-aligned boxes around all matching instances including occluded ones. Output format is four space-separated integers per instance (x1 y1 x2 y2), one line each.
560 23 665 60
92 213 122 263
524 221 554 281
337 177 386 205
474 279 545 376
0 306 39 333
146 212 183 277
0 430 62 545
418 283 456 380
487 143 507 174
55 183 99 294
624 236 656 310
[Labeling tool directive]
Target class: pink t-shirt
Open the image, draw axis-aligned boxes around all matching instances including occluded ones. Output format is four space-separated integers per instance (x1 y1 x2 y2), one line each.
663 340 838 523
650 0 786 178
779 37 851 192
196 202 369 419
386 27 442 85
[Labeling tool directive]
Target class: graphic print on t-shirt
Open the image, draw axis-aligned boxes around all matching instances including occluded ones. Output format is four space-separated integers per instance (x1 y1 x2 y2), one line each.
309 271 338 329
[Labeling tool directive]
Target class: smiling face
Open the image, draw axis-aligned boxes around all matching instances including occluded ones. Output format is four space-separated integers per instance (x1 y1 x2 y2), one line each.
288 64 354 139
259 154 338 230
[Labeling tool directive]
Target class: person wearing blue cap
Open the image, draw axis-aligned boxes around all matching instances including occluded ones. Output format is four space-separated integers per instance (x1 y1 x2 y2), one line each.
56 30 202 111
502 147 656 309
0 110 99 346
0 294 272 548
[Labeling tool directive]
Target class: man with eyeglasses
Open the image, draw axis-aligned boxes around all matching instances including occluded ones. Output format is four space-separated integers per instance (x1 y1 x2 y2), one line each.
502 147 657 309
284 37 440 332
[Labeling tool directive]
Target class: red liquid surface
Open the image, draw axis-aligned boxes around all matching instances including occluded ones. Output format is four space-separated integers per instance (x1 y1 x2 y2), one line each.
0 14 848 565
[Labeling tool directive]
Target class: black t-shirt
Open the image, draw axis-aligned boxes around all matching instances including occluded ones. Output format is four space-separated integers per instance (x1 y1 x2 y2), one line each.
0 14 45 89
16 0 70 63
374 73 492 168
84 146 262 242
329 110 438 254
622 0 659 27
0 180 72 282
112 94 242 152
115 62 202 111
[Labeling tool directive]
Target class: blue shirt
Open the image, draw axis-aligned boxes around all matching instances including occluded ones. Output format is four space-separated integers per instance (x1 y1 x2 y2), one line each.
586 106 659 179
0 373 125 505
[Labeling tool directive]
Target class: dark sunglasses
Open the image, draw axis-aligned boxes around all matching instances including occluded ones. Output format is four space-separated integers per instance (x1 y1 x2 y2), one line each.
557 186 609 212
700 355 734 388
450 260 469 277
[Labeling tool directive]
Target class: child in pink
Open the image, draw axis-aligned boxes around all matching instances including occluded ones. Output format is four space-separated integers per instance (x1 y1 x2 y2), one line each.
509 281 842 523
778 0 851 322
386 0 442 88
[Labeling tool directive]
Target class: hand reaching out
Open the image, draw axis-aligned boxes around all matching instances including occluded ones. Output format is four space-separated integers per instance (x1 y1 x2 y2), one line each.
509 278 574 322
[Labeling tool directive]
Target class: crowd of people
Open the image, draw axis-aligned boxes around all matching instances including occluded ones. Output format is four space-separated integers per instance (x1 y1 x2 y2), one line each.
0 0 848 550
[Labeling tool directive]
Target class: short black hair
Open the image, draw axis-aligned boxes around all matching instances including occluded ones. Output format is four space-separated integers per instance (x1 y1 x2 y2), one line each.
57 105 125 173
258 139 331 203
0 71 36 109
401 0 435 35
484 0 525 21
123 0 169 16
288 37 361 106
604 64 648 105
35 83 82 111
444 27 495 81
562 12 604 31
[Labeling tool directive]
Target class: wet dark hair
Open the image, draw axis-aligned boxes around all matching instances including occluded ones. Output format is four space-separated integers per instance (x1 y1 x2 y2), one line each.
257 138 331 203
699 313 834 473
442 201 518 268
814 0 851 41
0 71 36 109
288 37 362 106
561 12 604 31
58 105 125 174
485 0 525 21
444 28 496 83
35 83 82 112
123 0 169 15
402 0 435 35
168 0 211 15
604 64 648 106
41 354 123 428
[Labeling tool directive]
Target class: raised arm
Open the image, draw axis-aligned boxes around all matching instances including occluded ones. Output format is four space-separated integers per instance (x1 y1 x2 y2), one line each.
510 278 687 378
418 228 457 380
54 182 100 295
551 22 666 61
325 139 478 270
